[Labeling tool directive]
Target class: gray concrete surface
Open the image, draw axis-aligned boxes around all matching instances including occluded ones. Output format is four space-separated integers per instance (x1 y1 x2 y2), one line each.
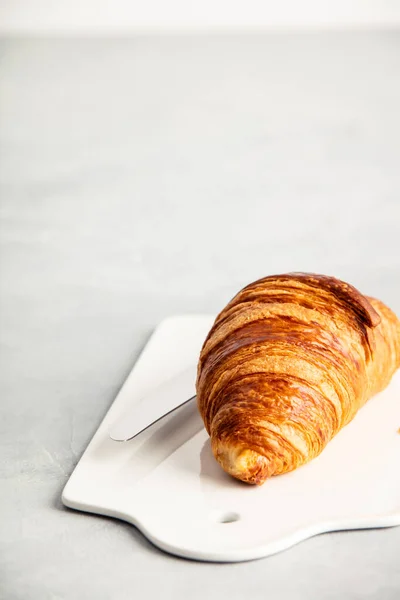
1 33 399 599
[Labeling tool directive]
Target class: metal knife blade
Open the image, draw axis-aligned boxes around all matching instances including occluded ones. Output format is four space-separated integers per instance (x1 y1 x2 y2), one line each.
109 366 197 441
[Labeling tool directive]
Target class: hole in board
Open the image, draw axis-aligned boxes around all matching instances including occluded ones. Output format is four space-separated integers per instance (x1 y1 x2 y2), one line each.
218 511 240 524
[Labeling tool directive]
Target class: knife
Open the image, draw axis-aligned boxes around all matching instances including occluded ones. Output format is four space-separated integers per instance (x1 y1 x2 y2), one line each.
109 366 197 441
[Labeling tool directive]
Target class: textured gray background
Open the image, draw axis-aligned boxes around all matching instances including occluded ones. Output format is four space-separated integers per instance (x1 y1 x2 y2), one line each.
1 33 399 599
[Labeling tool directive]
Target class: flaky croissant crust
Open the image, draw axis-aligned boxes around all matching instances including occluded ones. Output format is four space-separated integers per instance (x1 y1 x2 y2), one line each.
196 273 400 484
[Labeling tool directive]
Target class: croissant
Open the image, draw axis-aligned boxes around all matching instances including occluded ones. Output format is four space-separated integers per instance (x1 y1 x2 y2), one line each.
196 273 400 485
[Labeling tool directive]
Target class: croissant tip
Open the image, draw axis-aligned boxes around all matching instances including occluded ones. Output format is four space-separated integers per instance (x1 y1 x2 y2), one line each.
213 442 273 485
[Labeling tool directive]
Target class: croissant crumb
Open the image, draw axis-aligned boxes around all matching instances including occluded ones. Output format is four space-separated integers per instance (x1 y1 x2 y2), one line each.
196 273 400 485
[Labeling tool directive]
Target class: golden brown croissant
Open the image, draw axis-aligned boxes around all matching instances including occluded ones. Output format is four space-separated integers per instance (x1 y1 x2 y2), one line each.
196 273 400 485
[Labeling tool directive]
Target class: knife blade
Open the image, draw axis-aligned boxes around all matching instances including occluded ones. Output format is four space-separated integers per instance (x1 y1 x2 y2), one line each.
109 366 197 441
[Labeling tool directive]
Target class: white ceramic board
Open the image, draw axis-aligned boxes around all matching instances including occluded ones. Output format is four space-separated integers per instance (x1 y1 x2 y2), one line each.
62 315 400 562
